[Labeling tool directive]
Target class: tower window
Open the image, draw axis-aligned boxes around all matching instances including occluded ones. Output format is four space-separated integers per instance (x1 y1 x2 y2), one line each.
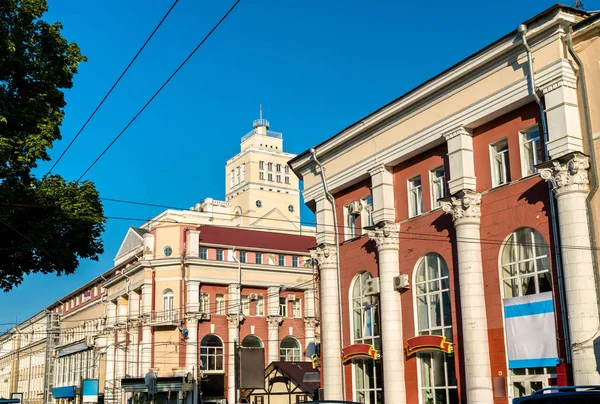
276 164 281 172
268 163 273 171
256 200 262 208
288 205 294 212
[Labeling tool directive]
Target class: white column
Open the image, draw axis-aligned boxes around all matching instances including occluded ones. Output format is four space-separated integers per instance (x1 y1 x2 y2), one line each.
310 243 343 400
267 317 281 363
142 233 155 260
115 298 127 390
444 128 477 194
227 316 240 404
542 80 584 159
540 152 600 385
187 281 201 313
303 318 318 359
105 333 116 404
187 230 200 258
367 222 406 404
186 316 199 404
140 283 152 374
128 293 140 377
441 190 493 404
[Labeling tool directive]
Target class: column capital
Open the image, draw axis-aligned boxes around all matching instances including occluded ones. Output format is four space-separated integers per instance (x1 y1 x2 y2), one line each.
309 243 337 267
366 221 400 250
227 315 243 328
368 163 390 177
304 317 319 329
541 78 577 95
539 152 590 196
442 126 472 141
267 316 283 327
440 189 482 224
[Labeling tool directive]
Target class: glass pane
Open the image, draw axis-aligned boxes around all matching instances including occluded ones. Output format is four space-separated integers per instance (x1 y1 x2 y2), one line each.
417 296 429 331
448 389 459 404
422 389 433 404
530 381 543 393
430 294 441 328
521 276 536 296
519 261 534 275
537 256 551 272
538 272 552 293
503 279 518 298
417 261 427 283
428 256 439 281
441 277 450 290
502 264 516 278
442 292 452 327
444 328 454 343
417 283 427 295
357 392 365 404
447 355 457 386
429 280 440 293
434 389 447 404
420 354 432 388
432 351 446 387
517 229 533 260
355 362 364 390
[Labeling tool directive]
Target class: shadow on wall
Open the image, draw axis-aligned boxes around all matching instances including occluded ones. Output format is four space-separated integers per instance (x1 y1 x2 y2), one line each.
594 335 600 375
517 180 551 216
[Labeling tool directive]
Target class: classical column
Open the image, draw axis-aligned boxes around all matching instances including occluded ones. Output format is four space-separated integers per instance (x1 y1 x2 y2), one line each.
310 243 343 400
304 318 318 359
140 283 152 373
187 281 201 313
128 292 140 377
267 316 282 363
367 221 406 404
186 315 199 404
115 298 127 389
440 190 493 404
227 315 240 404
104 301 117 404
539 152 600 385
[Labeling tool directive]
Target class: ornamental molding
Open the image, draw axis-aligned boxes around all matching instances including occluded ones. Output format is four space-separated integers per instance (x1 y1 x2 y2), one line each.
538 152 590 195
442 127 472 141
267 316 283 328
367 221 400 250
368 164 390 177
303 317 319 329
540 78 577 95
309 243 337 267
440 190 482 223
227 315 243 328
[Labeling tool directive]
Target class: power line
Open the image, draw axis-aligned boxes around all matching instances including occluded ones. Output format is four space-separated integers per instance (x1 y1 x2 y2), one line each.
76 0 243 181
46 0 181 175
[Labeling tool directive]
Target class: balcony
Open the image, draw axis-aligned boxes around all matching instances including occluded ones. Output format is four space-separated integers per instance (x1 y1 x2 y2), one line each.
147 310 179 327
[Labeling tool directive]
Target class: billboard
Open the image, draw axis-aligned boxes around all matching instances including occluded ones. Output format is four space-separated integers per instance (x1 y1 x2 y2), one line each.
82 380 99 403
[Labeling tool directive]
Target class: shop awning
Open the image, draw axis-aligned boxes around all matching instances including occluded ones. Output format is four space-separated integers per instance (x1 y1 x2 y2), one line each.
52 386 76 398
121 376 193 393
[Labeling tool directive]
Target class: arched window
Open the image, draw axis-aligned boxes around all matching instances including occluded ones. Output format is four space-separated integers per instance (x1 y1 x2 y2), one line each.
200 334 224 372
414 253 457 404
350 272 382 404
501 228 551 298
162 289 174 321
279 336 301 361
242 335 263 348
500 228 554 397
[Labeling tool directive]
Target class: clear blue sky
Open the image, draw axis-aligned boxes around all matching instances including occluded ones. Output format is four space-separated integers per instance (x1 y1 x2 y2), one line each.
2 0 597 327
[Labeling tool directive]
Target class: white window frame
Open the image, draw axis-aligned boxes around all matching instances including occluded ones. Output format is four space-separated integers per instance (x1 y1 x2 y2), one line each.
200 293 209 313
230 170 234 188
519 125 542 177
345 205 357 240
240 164 245 183
285 176 290 184
361 195 374 229
279 336 301 361
215 294 225 315
200 334 224 372
216 249 224 261
239 251 246 263
292 256 299 267
430 167 446 209
256 296 264 316
408 176 423 218
163 289 175 321
256 253 263 265
200 247 208 260
292 299 301 318
241 295 250 316
279 297 287 317
278 255 285 266
490 138 510 187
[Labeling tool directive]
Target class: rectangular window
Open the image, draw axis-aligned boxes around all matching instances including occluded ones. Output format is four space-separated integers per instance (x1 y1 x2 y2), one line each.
285 176 290 184
491 138 510 186
256 296 264 316
276 174 281 183
268 173 273 182
430 167 446 208
259 172 265 180
200 293 209 313
279 297 287 317
296 395 307 403
345 205 357 239
292 256 299 267
200 248 208 260
76 296 79 306
521 126 542 176
276 164 281 172
216 249 224 261
241 295 250 316
259 161 264 170
240 164 245 182
361 195 374 228
268 162 273 171
256 253 263 265
256 397 264 404
230 170 234 188
408 176 423 217
278 255 285 266
216 294 225 315
292 299 301 318
235 167 240 185
284 166 290 174
240 251 246 263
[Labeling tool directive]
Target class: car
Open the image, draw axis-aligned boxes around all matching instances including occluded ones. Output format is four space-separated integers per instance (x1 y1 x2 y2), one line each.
513 385 600 403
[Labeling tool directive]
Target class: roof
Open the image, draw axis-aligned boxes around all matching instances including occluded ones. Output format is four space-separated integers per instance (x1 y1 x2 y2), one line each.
288 4 589 171
130 227 149 237
270 361 319 393
198 225 314 253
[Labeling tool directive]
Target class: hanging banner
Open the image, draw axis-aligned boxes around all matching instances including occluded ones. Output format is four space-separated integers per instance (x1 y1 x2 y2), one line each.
504 291 559 369
404 335 453 356
341 344 379 364
82 379 99 403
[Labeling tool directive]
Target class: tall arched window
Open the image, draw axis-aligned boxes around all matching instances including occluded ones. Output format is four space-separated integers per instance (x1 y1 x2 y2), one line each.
279 336 301 361
162 289 174 321
200 334 224 372
350 272 382 404
414 253 457 404
242 335 263 348
500 228 554 398
501 228 551 298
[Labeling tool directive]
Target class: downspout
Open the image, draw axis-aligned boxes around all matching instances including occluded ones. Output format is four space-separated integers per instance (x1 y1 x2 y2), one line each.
309 148 346 400
518 24 571 363
231 246 241 404
566 27 600 338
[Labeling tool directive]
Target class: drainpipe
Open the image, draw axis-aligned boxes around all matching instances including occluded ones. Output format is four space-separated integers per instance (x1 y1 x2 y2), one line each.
566 27 600 342
231 246 242 404
518 24 571 363
309 148 346 400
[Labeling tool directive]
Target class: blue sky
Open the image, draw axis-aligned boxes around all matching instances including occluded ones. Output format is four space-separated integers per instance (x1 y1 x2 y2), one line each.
2 0 598 327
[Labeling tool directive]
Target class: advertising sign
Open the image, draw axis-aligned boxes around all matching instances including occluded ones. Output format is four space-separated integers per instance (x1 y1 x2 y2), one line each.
82 380 99 403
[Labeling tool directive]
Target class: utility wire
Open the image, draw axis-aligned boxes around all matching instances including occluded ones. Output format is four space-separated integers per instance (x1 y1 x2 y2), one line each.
76 0 243 181
46 0 181 175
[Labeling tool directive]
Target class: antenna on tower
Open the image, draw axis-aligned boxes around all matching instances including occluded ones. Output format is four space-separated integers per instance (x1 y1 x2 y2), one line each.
574 0 584 9
259 104 263 120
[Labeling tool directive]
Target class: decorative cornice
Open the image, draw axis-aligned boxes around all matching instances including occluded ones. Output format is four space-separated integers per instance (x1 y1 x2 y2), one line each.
368 164 389 177
267 316 283 327
309 243 337 267
227 315 243 327
443 127 472 141
538 152 590 195
367 221 400 250
304 317 319 329
541 78 577 94
440 190 482 224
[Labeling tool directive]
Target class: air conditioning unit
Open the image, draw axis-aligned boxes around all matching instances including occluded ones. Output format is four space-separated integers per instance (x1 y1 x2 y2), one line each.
248 293 259 301
365 277 380 296
287 294 297 302
393 274 410 292
347 201 363 215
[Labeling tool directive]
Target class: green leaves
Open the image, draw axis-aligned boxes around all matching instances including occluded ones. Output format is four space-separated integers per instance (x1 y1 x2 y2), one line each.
0 0 105 290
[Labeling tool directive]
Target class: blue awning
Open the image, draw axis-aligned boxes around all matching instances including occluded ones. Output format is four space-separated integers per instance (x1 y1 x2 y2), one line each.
52 386 76 398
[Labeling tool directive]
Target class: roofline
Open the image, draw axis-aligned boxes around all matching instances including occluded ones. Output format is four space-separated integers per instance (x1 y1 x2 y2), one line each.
573 9 600 32
288 4 589 172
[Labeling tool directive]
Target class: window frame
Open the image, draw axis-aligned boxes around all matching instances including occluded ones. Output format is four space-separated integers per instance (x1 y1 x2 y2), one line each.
216 249 224 261
256 296 264 316
256 253 263 265
278 255 285 266
345 205 358 240
490 138 511 187
241 295 250 316
292 299 302 318
200 334 225 372
408 176 423 218
239 251 247 263
361 195 374 229
430 167 446 209
279 336 301 361
292 256 299 268
215 294 225 315
200 247 208 260
279 297 287 317
519 125 542 177
162 289 175 321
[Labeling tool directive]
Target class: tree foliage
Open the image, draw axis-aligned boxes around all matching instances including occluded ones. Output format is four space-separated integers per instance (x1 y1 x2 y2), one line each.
0 0 105 291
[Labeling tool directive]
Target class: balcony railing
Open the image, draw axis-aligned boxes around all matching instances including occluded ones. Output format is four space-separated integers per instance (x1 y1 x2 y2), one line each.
148 309 179 326
241 128 283 143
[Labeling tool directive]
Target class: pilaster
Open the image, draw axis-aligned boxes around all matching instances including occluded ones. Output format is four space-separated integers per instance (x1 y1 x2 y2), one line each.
267 316 282 363
368 164 395 223
443 127 476 194
315 193 336 245
187 230 200 257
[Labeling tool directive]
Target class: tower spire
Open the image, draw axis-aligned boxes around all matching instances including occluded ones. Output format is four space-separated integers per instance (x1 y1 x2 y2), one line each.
260 104 263 120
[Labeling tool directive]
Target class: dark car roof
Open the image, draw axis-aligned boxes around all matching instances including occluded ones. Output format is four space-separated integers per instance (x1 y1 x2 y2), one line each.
513 386 600 403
